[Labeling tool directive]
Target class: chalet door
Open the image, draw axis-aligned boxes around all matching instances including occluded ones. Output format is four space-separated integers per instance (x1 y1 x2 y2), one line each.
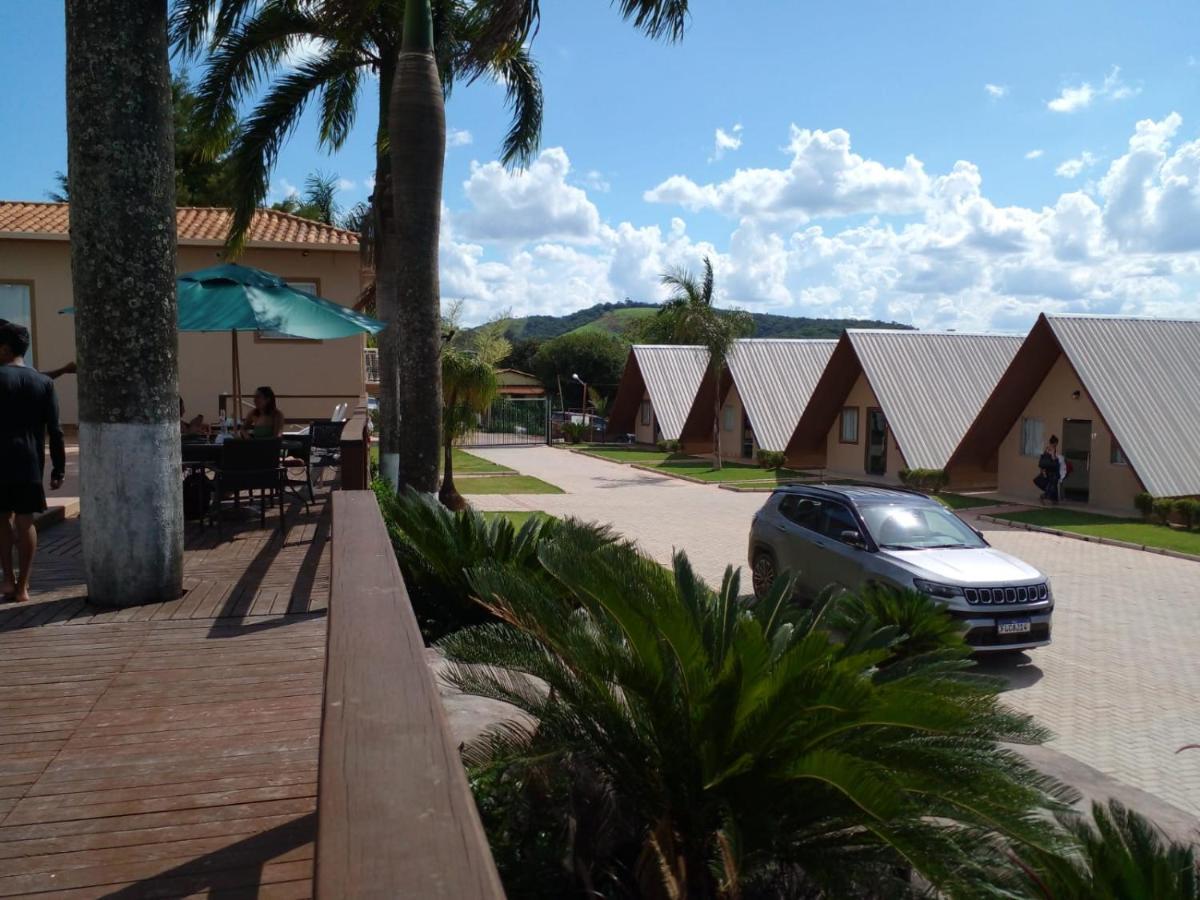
1061 419 1092 502
865 409 888 475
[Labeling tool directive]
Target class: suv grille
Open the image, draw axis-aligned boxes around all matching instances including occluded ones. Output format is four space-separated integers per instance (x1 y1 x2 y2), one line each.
964 584 1049 605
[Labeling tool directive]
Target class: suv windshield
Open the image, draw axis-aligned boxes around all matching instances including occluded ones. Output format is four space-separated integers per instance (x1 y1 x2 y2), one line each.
858 502 986 550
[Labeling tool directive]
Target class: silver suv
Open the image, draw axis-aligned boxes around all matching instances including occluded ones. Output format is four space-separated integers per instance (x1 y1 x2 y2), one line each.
748 484 1052 652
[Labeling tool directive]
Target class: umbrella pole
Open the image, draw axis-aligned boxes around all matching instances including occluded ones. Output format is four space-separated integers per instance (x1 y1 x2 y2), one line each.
231 328 241 425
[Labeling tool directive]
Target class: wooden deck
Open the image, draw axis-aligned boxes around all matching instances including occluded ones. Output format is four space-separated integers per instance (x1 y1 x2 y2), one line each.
0 485 331 898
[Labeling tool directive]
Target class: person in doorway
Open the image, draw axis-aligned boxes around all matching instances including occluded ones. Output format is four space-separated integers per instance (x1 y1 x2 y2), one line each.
1036 435 1067 504
239 386 285 439
42 360 77 380
0 321 65 603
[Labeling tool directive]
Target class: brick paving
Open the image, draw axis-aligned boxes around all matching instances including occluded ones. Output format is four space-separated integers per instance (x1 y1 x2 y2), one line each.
470 446 1200 820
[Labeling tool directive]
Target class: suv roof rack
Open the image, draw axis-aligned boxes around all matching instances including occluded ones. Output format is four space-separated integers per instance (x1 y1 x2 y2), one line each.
773 481 936 502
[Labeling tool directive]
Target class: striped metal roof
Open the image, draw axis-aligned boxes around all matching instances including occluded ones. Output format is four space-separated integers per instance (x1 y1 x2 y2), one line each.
849 330 1024 470
726 339 836 451
632 345 709 440
1046 315 1200 497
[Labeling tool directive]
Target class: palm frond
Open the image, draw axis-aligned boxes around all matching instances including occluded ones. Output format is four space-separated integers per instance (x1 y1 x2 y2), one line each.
492 44 543 168
318 61 362 149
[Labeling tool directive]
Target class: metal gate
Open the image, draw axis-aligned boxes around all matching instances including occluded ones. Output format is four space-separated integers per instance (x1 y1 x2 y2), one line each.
457 397 550 448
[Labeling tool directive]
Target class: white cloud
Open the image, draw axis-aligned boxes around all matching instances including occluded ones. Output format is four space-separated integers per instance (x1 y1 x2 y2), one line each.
448 128 473 148
1025 149 1045 160
581 170 611 193
710 124 744 161
459 147 602 243
337 178 356 192
647 125 930 223
439 118 1200 331
984 83 1008 98
1055 151 1098 178
1047 65 1139 112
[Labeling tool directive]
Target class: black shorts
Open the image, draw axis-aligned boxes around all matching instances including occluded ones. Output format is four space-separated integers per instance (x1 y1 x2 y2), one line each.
0 483 48 515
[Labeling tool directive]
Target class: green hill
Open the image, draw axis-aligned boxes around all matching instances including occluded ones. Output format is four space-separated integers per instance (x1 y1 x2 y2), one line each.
499 300 911 341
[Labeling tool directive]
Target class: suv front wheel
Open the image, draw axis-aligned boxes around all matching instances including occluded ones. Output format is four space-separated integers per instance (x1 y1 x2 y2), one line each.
751 550 777 600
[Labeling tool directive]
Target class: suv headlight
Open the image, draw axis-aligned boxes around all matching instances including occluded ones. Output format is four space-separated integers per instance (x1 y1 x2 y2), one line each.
912 579 964 599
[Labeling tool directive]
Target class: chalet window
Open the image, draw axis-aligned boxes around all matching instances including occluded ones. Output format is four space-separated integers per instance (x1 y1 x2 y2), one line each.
640 400 651 426
722 404 736 431
1020 417 1044 457
839 407 859 443
0 283 33 364
1110 438 1128 465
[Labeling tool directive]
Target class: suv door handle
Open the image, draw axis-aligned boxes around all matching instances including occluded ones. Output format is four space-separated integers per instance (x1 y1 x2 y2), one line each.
772 523 787 533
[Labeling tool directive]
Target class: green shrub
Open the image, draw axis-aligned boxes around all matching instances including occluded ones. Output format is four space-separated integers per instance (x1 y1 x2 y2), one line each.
898 467 948 492
1153 498 1176 525
656 438 680 453
1134 491 1156 519
1174 498 1200 530
560 420 587 443
756 449 787 470
442 534 1076 898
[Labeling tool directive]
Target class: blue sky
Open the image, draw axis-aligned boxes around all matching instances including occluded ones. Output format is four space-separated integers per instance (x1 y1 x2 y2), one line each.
4 2 1200 328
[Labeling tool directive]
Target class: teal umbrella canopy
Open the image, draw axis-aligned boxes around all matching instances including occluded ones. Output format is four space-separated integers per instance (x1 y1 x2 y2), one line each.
176 264 384 338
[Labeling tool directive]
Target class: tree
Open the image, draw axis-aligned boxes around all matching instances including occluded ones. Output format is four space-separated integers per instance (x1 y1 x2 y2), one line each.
48 74 236 206
439 349 498 510
171 0 544 493
529 331 627 411
66 0 183 605
439 527 1075 898
270 170 341 225
655 257 753 469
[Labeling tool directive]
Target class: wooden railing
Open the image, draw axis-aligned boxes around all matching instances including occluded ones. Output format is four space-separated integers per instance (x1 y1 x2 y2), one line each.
317 491 504 898
338 402 371 491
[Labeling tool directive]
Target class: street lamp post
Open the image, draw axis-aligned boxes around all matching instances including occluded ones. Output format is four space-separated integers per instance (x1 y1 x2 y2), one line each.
571 373 588 419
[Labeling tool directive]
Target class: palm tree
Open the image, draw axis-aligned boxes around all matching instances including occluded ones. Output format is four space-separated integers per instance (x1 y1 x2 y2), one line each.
270 170 341 224
66 0 183 605
657 257 753 470
439 529 1075 898
170 0 544 492
439 348 498 510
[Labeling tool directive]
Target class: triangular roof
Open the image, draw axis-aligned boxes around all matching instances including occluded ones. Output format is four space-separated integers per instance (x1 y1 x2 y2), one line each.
787 330 1023 469
724 339 837 451
952 314 1200 497
608 345 708 440
0 201 359 250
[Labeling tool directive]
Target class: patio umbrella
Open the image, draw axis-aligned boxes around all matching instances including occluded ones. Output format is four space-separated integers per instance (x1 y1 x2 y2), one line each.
65 263 385 416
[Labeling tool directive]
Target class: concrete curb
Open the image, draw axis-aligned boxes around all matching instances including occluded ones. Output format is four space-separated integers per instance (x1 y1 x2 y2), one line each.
33 499 80 532
978 514 1200 564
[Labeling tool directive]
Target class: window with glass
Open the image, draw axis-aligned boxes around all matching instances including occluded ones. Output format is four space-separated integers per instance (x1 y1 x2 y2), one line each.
779 496 822 530
722 404 736 431
258 280 320 340
0 283 33 364
640 400 652 426
839 406 859 443
858 503 987 550
819 504 860 541
1110 437 1128 465
1020 417 1044 457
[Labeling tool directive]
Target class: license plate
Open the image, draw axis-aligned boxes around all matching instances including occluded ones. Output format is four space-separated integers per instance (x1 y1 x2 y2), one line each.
997 619 1032 636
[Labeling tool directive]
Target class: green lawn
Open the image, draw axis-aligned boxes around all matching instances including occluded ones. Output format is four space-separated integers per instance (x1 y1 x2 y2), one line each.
481 510 551 527
992 508 1200 556
935 493 1006 511
458 475 564 495
577 445 675 464
369 446 513 474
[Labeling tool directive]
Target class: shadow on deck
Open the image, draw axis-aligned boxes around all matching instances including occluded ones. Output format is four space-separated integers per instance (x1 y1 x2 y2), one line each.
0 476 334 898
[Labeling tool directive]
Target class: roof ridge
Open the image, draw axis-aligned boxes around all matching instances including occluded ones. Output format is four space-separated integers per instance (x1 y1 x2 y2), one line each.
1046 312 1200 325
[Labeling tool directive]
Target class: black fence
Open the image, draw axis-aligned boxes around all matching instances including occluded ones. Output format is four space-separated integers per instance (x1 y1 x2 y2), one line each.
457 397 550 448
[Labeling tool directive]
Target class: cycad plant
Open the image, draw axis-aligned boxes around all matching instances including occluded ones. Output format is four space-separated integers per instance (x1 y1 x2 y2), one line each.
656 257 753 470
440 526 1077 898
1014 799 1199 900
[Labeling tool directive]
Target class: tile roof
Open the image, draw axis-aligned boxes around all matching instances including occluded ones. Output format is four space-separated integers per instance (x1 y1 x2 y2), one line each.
0 201 359 249
848 330 1024 470
725 339 837 451
631 345 710 440
1045 315 1200 498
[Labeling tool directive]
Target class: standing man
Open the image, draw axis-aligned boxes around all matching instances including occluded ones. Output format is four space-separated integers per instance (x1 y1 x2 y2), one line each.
0 321 65 603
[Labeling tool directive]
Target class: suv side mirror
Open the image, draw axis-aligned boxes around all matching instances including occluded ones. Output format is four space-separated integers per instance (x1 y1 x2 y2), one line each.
840 529 866 549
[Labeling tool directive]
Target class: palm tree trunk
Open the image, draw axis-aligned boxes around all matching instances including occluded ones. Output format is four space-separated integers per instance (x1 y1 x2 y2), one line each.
373 56 402 488
438 436 464 511
66 0 183 606
388 0 444 494
712 374 722 471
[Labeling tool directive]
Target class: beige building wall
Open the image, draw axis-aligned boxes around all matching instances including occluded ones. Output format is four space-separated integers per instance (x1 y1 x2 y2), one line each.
635 389 656 444
718 382 755 460
0 238 364 426
996 354 1144 512
823 373 906 481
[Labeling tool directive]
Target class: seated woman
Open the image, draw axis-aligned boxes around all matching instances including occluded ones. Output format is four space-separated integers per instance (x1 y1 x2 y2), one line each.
240 386 285 439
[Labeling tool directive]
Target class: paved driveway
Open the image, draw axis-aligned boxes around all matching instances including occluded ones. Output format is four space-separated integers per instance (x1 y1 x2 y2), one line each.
468 446 1200 821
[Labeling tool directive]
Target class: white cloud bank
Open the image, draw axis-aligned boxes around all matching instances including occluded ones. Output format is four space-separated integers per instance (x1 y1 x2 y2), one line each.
1047 65 1139 112
1055 151 1098 178
439 114 1200 330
